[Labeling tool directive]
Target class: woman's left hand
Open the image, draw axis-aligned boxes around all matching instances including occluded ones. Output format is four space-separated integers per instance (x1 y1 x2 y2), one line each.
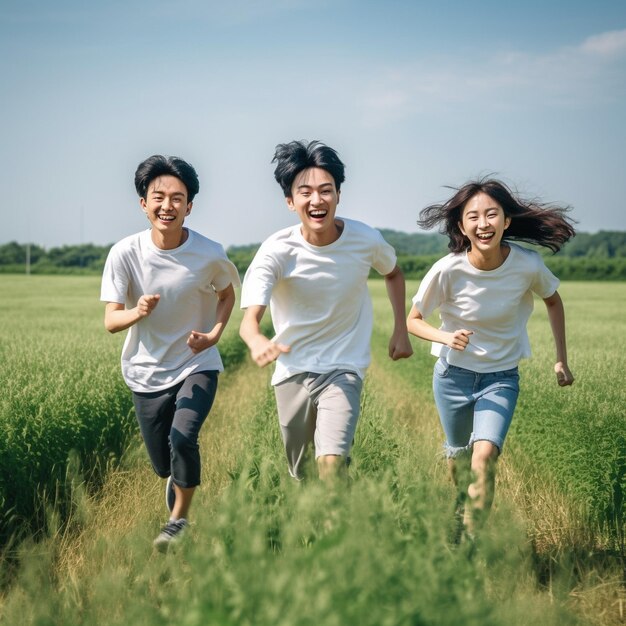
554 362 574 387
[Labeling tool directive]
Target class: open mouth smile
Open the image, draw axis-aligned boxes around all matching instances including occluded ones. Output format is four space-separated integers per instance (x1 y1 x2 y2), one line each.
476 232 495 241
308 209 328 219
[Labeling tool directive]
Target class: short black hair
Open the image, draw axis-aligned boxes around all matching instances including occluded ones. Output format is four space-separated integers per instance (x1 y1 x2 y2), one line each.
272 140 345 197
134 155 200 202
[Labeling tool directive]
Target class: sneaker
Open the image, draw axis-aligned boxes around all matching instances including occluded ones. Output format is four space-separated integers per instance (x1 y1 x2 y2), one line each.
153 518 187 551
165 476 176 513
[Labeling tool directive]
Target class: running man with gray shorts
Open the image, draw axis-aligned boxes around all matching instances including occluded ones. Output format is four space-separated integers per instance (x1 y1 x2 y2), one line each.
239 140 413 481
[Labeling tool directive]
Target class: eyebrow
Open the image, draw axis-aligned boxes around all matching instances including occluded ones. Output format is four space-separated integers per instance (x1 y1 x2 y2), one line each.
465 207 500 214
150 190 185 197
297 182 334 190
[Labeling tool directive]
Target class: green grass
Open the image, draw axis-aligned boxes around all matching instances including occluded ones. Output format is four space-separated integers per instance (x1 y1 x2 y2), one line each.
1 276 624 624
0 275 247 549
1 365 583 625
0 276 131 545
515 282 626 549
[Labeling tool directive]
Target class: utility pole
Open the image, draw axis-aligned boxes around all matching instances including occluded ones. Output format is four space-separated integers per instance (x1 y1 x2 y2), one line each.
80 205 84 267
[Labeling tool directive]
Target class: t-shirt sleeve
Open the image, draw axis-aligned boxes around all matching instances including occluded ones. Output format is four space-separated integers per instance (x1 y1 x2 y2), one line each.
100 245 128 304
411 260 445 319
529 253 560 298
370 229 398 276
210 247 242 292
240 246 280 308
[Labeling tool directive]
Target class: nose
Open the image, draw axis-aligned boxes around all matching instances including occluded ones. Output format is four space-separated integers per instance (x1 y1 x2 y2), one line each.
478 214 489 228
310 191 323 205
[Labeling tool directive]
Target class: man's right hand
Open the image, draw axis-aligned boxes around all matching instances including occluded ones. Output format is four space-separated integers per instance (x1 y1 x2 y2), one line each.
249 335 290 367
137 294 160 318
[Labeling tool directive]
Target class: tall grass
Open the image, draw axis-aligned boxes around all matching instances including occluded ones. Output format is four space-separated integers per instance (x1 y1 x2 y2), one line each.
0 275 248 549
0 359 583 625
513 282 626 555
1 276 623 624
0 276 131 547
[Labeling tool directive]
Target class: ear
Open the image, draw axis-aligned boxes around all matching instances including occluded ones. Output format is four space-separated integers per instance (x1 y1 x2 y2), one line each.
337 189 341 205
504 215 511 230
185 202 193 216
286 196 296 212
139 197 148 213
458 221 467 237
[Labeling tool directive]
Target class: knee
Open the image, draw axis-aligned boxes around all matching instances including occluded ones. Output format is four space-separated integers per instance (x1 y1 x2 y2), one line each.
317 454 343 468
170 429 197 456
471 440 498 469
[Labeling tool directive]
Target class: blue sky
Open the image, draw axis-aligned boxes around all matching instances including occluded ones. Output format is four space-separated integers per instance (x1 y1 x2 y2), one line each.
1 0 625 249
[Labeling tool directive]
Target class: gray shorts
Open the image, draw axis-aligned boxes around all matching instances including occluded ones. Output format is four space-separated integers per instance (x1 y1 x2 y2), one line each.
273 369 363 480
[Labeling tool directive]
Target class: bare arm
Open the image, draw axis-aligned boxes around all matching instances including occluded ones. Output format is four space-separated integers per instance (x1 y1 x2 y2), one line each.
406 304 473 351
187 283 237 354
239 304 290 367
104 294 161 333
384 265 413 360
543 291 574 386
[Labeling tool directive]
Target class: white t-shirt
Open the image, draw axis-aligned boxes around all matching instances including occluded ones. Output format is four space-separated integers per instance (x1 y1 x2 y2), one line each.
101 229 240 393
412 242 559 373
241 218 397 385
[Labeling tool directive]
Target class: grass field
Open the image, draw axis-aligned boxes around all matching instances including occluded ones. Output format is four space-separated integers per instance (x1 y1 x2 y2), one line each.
0 275 624 625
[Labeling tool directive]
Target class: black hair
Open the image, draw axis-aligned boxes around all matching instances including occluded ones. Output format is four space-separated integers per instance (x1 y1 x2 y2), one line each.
272 140 346 197
418 177 576 253
134 155 200 202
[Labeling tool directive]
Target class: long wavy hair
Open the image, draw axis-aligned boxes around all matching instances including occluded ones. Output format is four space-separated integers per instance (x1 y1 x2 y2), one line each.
419 178 576 253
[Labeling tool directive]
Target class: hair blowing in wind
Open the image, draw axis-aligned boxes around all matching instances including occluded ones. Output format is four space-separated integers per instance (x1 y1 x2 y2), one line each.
418 178 577 253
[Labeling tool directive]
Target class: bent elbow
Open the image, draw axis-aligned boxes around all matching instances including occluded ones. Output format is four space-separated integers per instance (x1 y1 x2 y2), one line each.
104 319 118 333
385 265 402 281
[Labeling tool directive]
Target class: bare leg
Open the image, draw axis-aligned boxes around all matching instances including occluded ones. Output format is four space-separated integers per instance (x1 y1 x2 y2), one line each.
171 483 196 520
465 440 499 534
317 454 347 485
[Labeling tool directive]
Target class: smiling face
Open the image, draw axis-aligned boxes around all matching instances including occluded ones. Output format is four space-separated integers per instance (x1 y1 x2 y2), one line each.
459 191 511 254
140 175 192 247
286 167 341 246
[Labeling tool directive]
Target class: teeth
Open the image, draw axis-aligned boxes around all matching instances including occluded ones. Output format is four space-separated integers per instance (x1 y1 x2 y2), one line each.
310 210 327 217
158 215 175 221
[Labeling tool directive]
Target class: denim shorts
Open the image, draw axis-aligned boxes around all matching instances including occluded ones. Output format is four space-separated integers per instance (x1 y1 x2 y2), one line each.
432 358 520 458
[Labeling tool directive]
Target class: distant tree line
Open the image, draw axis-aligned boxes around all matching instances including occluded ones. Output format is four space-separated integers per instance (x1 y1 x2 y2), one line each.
0 242 112 275
2 230 626 280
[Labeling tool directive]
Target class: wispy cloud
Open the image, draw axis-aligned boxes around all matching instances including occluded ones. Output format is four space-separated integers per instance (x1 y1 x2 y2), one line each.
358 29 626 126
580 29 626 57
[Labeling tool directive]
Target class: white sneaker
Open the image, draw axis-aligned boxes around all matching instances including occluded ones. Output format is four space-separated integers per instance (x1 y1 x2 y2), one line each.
153 518 188 551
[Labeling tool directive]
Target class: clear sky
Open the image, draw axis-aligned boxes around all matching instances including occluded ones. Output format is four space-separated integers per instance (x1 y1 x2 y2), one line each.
1 0 625 249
